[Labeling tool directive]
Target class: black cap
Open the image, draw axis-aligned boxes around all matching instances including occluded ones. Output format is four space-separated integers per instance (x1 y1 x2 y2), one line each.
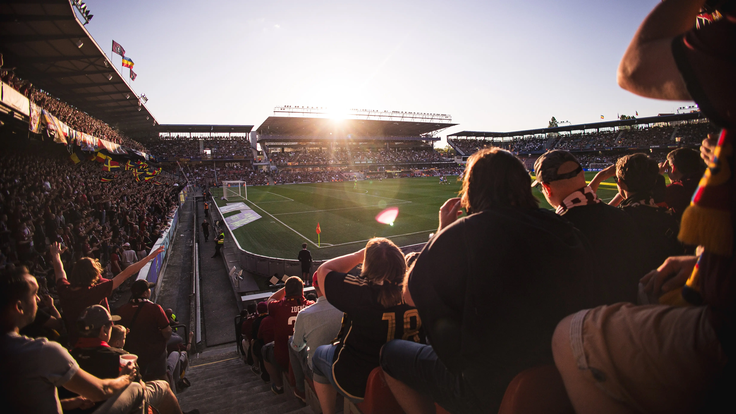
532 150 583 187
77 304 121 334
130 279 155 298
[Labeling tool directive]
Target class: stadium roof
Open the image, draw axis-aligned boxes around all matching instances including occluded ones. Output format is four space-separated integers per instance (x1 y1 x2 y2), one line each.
448 112 707 138
256 116 456 140
0 0 158 134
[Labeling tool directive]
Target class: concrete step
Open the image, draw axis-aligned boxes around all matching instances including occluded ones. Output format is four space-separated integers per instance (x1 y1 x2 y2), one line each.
177 347 313 414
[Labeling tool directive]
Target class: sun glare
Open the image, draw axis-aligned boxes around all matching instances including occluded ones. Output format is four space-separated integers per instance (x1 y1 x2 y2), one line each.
327 107 350 121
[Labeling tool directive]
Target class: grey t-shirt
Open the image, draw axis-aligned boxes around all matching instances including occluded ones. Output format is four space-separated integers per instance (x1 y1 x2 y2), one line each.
290 296 343 369
0 332 80 414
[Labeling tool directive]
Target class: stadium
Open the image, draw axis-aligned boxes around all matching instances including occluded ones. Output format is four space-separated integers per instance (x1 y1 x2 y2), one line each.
1 1 733 414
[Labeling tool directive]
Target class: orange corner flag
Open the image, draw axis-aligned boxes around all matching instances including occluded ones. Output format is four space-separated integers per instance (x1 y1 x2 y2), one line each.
316 223 321 234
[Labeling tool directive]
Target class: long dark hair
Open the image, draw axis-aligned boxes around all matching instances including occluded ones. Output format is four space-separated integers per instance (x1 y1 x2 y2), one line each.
460 148 539 213
361 238 406 308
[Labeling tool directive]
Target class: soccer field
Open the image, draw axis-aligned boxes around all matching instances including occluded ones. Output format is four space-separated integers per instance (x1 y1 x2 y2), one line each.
212 173 620 260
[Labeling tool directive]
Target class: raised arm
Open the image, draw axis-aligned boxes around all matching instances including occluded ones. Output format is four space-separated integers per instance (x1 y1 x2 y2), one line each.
112 245 164 290
617 0 706 100
315 249 365 300
588 164 616 193
50 242 67 283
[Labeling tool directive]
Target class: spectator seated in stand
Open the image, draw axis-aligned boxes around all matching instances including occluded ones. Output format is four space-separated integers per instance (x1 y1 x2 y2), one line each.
288 272 343 402
261 276 314 395
311 238 425 414
68 304 191 414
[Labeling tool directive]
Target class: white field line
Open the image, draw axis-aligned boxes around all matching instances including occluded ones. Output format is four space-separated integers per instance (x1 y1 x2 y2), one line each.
245 198 433 249
274 202 412 216
323 229 435 248
253 200 294 204
248 191 295 204
244 200 320 248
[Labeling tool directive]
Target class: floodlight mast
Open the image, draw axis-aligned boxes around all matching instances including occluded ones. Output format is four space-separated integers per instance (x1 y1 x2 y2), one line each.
71 0 94 25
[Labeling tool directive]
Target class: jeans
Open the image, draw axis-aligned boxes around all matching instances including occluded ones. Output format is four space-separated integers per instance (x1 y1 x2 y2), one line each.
380 339 485 414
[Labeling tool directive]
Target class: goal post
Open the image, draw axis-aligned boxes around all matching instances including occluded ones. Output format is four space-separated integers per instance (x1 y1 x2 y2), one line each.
222 180 247 201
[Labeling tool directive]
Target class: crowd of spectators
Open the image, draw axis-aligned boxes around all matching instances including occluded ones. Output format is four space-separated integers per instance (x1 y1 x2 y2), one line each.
31 90 147 152
0 136 196 411
273 169 347 184
2 69 147 151
1 68 34 96
269 148 351 165
185 164 271 189
0 143 182 286
449 122 717 158
267 147 451 166
146 137 253 161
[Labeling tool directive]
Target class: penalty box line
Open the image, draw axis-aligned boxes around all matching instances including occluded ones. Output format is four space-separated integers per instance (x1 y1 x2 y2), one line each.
244 199 320 248
323 229 435 248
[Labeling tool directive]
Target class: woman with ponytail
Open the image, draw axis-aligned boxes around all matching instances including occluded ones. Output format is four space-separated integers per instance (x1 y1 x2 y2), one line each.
311 237 424 414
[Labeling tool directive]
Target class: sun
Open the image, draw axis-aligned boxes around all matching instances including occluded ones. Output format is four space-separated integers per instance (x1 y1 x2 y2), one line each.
326 107 350 122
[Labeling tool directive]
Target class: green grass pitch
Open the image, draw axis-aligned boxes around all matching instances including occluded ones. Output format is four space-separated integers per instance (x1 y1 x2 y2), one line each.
211 173 620 260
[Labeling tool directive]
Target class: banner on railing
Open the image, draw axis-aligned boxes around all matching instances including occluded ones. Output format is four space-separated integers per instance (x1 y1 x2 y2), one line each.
1 82 30 116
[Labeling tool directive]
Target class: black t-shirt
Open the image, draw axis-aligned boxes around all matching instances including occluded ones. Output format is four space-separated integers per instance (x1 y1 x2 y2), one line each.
324 271 424 400
408 207 601 412
619 201 684 274
562 202 645 303
298 249 312 265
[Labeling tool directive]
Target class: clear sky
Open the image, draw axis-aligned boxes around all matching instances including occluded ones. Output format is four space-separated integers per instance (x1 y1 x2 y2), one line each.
78 0 694 140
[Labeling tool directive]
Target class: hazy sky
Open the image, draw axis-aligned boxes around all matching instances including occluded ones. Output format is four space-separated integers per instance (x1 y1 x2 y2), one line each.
78 0 694 139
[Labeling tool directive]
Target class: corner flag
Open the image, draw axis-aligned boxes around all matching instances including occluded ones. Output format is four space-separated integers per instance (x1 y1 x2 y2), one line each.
316 223 321 247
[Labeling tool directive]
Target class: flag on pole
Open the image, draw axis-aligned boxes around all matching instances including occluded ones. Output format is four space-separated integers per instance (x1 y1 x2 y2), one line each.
636 111 639 116
316 223 321 247
130 69 137 81
112 40 125 56
122 57 134 69
316 223 321 234
600 115 604 119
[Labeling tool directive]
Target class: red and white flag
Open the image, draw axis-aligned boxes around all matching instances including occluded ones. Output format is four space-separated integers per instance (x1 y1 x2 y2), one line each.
112 40 125 57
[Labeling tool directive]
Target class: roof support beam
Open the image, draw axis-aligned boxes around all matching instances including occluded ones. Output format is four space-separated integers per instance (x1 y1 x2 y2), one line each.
0 15 76 22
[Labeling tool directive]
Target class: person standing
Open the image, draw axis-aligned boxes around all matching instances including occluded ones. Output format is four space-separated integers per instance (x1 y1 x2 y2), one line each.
297 243 313 286
203 201 209 217
116 280 172 381
212 232 224 258
201 219 210 242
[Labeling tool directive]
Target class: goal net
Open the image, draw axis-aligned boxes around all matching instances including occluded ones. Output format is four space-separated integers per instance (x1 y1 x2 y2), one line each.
222 181 247 201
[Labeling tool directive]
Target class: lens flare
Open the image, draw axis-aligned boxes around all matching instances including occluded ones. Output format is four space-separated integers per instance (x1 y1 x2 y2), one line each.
376 206 399 225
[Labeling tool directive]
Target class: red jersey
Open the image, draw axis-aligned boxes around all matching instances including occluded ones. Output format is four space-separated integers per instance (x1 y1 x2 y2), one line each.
57 277 113 347
268 296 314 370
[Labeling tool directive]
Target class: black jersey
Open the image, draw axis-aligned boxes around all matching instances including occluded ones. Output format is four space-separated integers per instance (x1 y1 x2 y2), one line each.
323 271 424 399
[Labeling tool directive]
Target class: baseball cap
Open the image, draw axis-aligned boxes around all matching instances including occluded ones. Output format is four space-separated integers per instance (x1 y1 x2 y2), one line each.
131 279 155 298
77 304 121 334
532 150 583 187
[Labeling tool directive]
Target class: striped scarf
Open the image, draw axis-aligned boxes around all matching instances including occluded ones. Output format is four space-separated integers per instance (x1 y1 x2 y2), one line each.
679 129 733 304
556 186 601 215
